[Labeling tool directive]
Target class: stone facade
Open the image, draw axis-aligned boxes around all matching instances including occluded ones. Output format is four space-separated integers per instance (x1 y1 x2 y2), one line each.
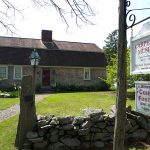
0 65 106 88
49 67 106 86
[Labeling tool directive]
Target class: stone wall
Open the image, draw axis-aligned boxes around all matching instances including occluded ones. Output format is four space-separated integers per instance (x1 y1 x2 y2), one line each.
23 107 149 150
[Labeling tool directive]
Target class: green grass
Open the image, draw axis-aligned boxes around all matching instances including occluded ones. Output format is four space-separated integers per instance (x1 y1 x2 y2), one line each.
0 115 18 150
1 90 145 150
0 98 19 110
36 91 135 116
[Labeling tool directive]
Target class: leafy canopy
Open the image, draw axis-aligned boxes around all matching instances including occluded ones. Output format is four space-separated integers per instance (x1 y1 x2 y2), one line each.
103 30 118 65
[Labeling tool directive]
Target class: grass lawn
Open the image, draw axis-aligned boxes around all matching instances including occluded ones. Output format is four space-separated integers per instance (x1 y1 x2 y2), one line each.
0 98 19 110
2 90 147 150
36 90 135 116
0 115 18 150
0 90 19 110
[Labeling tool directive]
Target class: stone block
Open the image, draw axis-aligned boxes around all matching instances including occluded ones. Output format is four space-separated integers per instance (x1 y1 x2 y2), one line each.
50 117 59 125
78 128 90 136
73 117 85 125
26 131 38 139
90 127 101 133
127 129 147 140
93 141 104 148
93 132 108 141
33 141 47 149
81 120 92 129
60 138 80 147
38 120 49 128
62 124 74 130
41 125 53 130
47 142 67 150
82 108 104 117
91 115 104 123
96 122 106 129
49 135 59 143
28 137 44 143
50 129 58 135
58 116 74 125
106 126 114 133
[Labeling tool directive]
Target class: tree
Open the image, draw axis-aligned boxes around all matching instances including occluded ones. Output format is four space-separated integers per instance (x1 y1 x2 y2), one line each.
0 0 95 34
106 48 149 88
103 30 118 65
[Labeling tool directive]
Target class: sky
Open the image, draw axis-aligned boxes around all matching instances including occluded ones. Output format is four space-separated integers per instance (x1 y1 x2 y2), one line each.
1 0 150 48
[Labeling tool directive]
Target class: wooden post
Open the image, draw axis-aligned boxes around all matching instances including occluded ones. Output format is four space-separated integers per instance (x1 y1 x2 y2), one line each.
113 0 127 150
15 75 37 149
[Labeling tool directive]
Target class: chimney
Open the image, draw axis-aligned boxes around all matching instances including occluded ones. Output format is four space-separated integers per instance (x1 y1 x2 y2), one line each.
41 30 52 43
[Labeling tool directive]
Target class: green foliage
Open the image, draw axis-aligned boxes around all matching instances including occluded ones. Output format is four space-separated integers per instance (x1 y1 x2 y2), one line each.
0 90 19 98
35 83 42 93
103 30 118 65
105 54 118 88
106 48 150 88
0 86 16 92
51 82 109 92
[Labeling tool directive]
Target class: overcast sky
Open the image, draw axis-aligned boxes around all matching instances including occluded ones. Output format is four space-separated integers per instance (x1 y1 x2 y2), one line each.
1 0 150 48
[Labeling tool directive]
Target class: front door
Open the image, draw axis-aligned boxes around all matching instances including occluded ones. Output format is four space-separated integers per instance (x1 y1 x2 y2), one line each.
42 69 50 86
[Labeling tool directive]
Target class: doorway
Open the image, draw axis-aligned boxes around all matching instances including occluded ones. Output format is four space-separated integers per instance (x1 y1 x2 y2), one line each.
42 69 50 86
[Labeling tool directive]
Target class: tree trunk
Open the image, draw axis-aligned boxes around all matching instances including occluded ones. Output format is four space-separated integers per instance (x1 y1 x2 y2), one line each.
113 0 127 150
15 75 37 149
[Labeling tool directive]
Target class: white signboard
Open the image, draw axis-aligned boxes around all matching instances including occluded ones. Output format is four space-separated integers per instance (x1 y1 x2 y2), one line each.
130 22 150 75
130 35 150 74
135 81 150 116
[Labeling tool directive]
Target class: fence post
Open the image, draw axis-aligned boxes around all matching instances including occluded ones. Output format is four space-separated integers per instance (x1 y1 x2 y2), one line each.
15 75 37 149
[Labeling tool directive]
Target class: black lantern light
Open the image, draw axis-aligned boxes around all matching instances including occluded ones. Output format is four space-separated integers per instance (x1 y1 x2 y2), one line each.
29 49 40 66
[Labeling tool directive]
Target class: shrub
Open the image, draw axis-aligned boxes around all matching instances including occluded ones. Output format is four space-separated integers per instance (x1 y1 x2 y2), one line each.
35 83 42 93
51 82 109 93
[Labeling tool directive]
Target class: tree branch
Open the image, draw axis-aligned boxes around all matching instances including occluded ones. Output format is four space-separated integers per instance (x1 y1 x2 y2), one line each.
0 0 95 35
32 0 95 27
0 0 23 35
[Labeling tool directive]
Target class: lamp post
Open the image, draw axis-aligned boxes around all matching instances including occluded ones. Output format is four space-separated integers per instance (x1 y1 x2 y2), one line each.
29 49 40 99
15 50 40 149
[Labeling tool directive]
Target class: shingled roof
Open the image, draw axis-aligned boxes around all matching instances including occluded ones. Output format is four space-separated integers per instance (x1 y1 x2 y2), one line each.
0 36 101 52
0 35 107 68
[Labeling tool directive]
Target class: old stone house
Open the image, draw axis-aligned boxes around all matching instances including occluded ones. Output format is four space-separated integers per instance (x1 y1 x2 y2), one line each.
0 30 107 89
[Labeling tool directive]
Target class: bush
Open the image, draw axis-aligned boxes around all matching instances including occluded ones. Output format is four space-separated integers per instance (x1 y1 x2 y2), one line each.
35 84 42 93
51 82 109 92
0 86 16 92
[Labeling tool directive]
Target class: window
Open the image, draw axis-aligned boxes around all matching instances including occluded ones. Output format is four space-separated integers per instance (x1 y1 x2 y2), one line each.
84 68 91 80
14 66 22 80
0 66 8 79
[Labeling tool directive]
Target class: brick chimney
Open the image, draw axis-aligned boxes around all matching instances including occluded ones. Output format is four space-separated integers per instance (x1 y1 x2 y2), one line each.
41 30 52 43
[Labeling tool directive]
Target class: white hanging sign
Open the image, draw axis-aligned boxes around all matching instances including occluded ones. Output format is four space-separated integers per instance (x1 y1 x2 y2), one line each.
135 81 150 116
130 22 150 75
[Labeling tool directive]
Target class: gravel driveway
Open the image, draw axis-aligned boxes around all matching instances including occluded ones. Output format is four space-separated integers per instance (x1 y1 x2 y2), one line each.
0 94 49 122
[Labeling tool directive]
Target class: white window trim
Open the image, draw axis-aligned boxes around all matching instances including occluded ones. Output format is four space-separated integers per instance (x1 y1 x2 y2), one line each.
13 66 22 80
0 66 8 79
84 68 91 80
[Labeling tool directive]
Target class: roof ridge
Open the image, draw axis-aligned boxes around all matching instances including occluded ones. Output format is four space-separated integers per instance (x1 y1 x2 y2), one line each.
54 40 96 45
0 36 102 52
0 36 96 45
0 36 41 41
